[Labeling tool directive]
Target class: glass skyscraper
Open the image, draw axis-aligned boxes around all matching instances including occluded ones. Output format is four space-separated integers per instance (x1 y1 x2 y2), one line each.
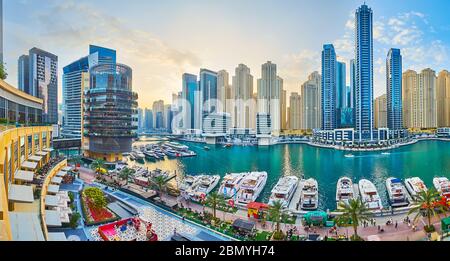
199 69 218 129
182 73 199 129
321 44 337 130
354 4 374 140
386 48 403 130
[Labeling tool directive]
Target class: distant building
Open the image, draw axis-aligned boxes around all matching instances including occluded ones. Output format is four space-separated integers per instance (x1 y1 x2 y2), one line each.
374 94 387 128
386 48 403 130
437 70 450 127
336 61 346 127
203 112 231 136
217 70 230 113
321 44 337 130
18 55 30 93
232 64 254 129
289 92 301 129
200 68 218 130
144 108 153 131
257 61 281 133
182 73 199 130
152 100 165 129
301 75 320 130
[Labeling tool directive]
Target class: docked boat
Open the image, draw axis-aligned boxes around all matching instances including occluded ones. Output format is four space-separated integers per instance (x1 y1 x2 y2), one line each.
300 178 319 210
433 177 450 200
336 177 357 209
219 173 249 199
236 172 268 205
189 175 221 201
344 154 355 158
385 177 410 208
204 146 210 151
268 176 299 208
405 177 427 198
359 179 383 211
178 175 199 196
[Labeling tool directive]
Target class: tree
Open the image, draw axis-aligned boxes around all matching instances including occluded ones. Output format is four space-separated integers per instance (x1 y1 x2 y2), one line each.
205 192 225 221
119 167 135 184
91 159 106 175
268 200 286 240
83 187 108 210
150 175 168 196
71 156 83 171
69 212 81 229
408 189 442 232
0 63 7 80
337 198 372 241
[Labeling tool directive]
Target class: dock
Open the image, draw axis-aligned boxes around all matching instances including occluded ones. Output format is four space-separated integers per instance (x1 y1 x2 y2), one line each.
288 180 305 214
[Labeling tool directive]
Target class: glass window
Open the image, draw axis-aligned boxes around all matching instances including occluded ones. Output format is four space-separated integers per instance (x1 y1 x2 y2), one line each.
34 134 40 152
28 135 33 156
20 137 25 162
42 132 47 148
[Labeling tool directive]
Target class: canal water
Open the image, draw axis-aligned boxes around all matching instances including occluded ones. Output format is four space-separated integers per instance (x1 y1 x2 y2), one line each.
130 138 450 211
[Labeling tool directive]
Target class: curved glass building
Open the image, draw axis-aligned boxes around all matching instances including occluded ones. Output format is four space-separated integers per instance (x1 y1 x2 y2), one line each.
84 63 138 162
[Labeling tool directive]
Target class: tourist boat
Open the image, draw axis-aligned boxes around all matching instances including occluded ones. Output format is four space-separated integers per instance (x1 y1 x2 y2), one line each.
385 177 410 208
358 179 383 211
236 172 268 205
268 175 299 208
336 177 357 209
219 173 249 199
405 177 428 198
433 177 450 200
178 175 199 196
300 178 319 210
189 175 221 201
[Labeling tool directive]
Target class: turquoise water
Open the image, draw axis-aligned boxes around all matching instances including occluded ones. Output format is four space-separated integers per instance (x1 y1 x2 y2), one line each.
131 139 450 211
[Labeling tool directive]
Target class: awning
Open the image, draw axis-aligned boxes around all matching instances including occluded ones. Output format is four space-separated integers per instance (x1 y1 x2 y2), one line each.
21 161 38 170
45 195 59 207
8 184 34 203
51 177 63 184
9 212 45 241
56 171 67 177
47 184 60 194
45 210 62 227
14 170 34 182
232 219 256 232
28 155 43 162
36 151 49 157
48 232 67 241
62 166 73 172
43 148 54 153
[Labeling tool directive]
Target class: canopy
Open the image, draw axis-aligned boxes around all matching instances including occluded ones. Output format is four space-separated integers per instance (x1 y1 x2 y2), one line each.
28 155 43 162
35 151 49 157
43 148 54 152
247 202 269 210
45 210 62 227
51 177 63 184
14 170 34 182
8 184 34 203
9 212 45 241
232 219 256 232
45 195 59 207
48 232 67 241
62 166 73 172
442 217 450 232
21 161 38 170
47 184 60 194
56 171 67 177
304 211 328 225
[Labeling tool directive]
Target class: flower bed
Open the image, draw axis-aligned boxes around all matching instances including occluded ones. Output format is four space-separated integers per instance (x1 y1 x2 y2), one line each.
81 188 119 226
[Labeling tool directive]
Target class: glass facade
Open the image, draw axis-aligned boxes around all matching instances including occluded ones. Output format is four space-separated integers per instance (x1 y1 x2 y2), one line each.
182 73 199 129
321 44 337 130
84 63 138 154
0 96 42 124
386 48 403 130
355 4 374 140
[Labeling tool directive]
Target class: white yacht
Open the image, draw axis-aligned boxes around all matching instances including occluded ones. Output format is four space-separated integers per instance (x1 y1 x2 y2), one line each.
433 177 450 199
385 177 410 208
268 176 299 208
189 175 221 201
300 178 319 210
219 173 249 199
179 175 199 197
336 177 357 210
358 179 383 211
236 172 268 205
405 177 427 198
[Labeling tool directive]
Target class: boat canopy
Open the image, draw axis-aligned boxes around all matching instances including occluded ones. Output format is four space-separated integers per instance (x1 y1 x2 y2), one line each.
391 178 402 183
304 211 327 225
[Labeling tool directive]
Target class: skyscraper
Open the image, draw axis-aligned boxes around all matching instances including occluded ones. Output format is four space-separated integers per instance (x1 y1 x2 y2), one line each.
402 70 419 128
354 4 374 140
18 55 30 93
182 73 199 130
321 44 337 130
419 68 437 128
281 88 287 130
62 45 116 138
350 59 356 109
257 61 281 133
386 48 403 130
336 61 347 110
232 64 254 129
137 108 145 133
152 100 165 129
199 68 218 130
289 92 301 130
145 108 153 131
217 70 230 113
29 48 58 124
301 76 320 130
437 70 450 127
374 94 387 128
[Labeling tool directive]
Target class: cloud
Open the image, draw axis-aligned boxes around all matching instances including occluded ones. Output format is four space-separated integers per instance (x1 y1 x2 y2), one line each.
279 49 321 93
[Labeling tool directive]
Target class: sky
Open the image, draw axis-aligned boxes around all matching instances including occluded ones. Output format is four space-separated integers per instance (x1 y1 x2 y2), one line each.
3 0 450 108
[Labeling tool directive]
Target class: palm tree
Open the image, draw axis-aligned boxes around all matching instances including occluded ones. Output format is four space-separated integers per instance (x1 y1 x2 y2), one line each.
338 199 372 240
150 176 168 196
268 200 284 239
91 159 106 175
205 192 224 221
71 156 83 171
408 189 442 231
119 167 134 185
0 63 7 80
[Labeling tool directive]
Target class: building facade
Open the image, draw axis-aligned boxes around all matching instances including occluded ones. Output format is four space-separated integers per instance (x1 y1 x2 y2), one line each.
437 70 450 127
321 44 337 130
289 92 301 129
18 55 30 94
354 4 374 140
200 68 218 130
217 70 230 113
386 48 403 130
301 77 320 130
181 73 199 130
374 94 387 128
232 64 254 129
83 64 138 162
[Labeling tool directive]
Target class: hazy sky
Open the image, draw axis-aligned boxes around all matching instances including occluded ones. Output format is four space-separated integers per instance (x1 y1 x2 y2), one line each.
3 0 450 108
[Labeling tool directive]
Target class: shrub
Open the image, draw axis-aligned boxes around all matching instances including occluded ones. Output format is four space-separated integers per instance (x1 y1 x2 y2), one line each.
69 213 81 229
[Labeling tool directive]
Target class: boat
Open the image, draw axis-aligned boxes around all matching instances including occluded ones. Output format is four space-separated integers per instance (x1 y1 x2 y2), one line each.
433 177 450 200
336 177 357 209
359 179 383 211
381 152 391 155
344 154 355 158
299 178 319 210
178 175 199 197
189 175 221 201
143 150 160 160
385 177 410 208
236 172 268 205
405 177 427 198
204 146 210 151
268 176 299 208
219 173 249 199
224 143 232 148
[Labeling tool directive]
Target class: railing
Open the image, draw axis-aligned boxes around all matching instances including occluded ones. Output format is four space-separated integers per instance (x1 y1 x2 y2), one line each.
39 158 68 241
